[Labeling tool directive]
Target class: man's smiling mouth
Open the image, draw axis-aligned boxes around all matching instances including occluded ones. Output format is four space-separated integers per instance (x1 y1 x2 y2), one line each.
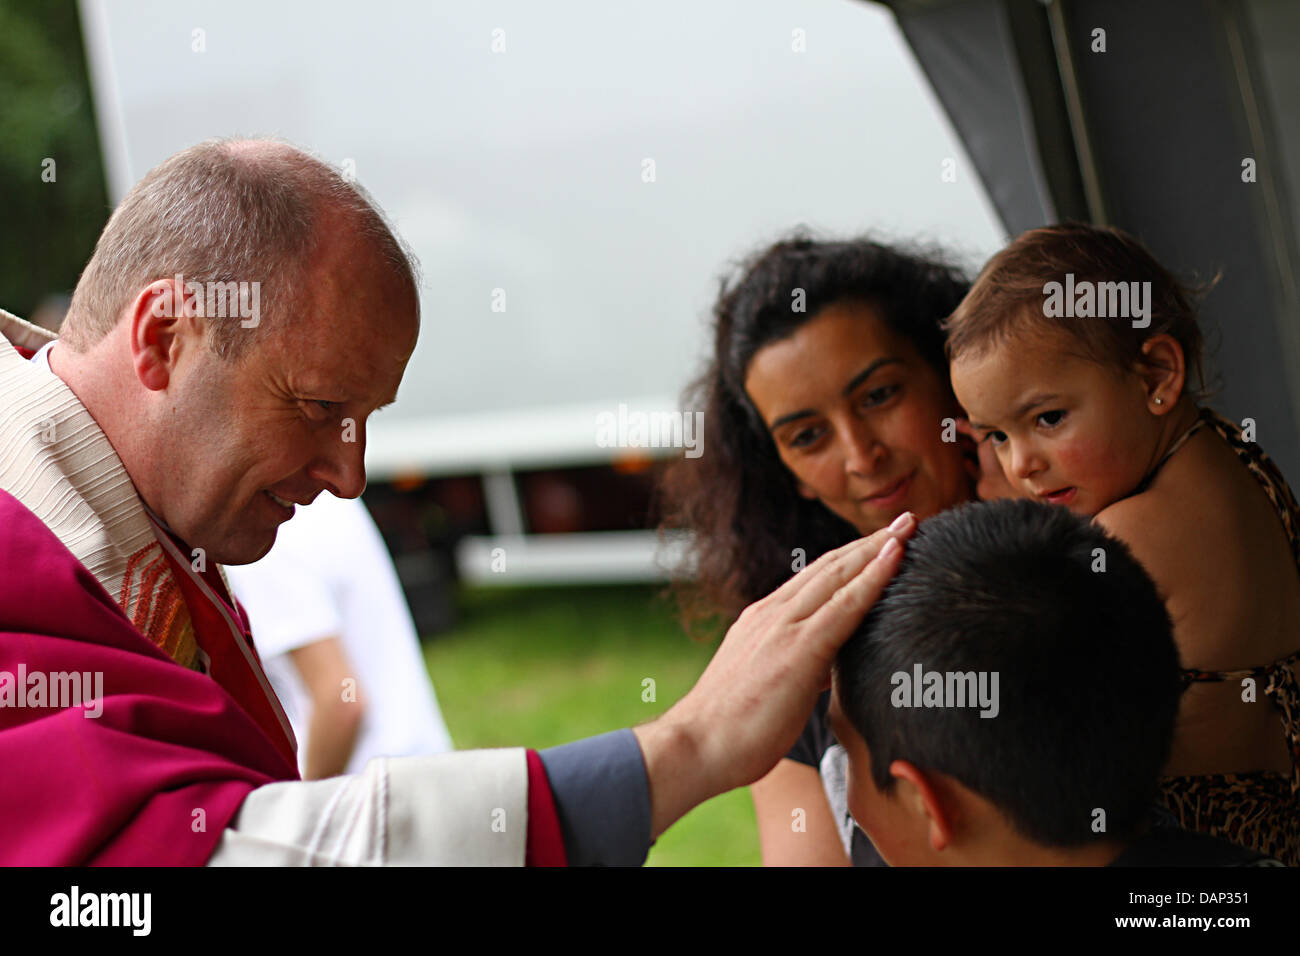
265 491 296 515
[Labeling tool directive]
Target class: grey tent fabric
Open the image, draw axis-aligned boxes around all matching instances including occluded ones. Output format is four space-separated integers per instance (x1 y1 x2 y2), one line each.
890 0 1060 232
875 0 1300 480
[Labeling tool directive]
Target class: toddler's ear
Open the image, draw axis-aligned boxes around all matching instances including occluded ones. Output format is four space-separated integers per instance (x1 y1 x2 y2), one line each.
1138 334 1187 410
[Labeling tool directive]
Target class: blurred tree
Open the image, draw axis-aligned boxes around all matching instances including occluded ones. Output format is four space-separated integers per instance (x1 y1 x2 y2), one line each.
0 0 109 319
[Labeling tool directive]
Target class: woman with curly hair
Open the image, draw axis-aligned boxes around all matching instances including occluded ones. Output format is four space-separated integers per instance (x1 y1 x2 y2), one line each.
659 233 980 865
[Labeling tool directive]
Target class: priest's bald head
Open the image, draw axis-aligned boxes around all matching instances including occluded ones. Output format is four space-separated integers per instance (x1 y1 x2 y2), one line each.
52 139 419 565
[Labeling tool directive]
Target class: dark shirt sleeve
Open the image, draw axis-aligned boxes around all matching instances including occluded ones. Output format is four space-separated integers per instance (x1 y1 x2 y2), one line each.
538 728 652 866
785 690 832 767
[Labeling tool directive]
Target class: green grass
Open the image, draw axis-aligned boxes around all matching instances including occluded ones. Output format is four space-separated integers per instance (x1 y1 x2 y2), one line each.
421 583 761 866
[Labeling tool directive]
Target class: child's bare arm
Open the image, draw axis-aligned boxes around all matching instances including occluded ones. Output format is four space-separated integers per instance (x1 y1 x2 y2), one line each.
751 759 851 866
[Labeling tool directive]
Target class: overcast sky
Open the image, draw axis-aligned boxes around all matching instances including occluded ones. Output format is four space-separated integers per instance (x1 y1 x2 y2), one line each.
85 0 1004 421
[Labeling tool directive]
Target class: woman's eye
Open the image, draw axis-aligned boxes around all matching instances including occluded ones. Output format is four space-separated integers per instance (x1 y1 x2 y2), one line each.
1037 409 1066 428
860 384 900 408
983 430 1008 447
788 426 824 449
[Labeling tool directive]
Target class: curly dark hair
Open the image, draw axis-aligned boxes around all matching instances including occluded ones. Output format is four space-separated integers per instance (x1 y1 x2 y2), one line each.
657 232 971 637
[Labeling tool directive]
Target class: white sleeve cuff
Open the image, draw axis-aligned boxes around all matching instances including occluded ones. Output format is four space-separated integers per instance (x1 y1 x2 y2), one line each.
206 748 528 866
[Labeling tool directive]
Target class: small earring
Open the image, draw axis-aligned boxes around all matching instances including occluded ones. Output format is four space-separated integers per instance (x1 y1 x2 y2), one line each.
1154 397 1164 406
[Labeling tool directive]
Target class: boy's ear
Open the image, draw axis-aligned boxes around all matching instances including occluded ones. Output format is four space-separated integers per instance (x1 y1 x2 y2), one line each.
1137 334 1187 412
889 760 956 853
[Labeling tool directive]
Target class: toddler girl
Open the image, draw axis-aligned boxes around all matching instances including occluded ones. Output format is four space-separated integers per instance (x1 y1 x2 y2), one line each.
944 223 1300 865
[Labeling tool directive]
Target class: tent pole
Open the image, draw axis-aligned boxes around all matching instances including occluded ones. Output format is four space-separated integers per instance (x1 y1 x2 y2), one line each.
1044 0 1109 224
1218 0 1300 442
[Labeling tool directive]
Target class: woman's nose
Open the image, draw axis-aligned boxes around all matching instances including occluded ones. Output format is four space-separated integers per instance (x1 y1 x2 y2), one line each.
843 421 886 476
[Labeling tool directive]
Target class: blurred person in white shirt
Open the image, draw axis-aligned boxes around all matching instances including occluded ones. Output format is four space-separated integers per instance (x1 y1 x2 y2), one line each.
226 492 453 779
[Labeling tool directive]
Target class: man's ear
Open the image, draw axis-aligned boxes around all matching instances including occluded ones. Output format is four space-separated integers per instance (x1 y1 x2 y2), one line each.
1137 333 1187 413
129 278 196 391
889 760 956 853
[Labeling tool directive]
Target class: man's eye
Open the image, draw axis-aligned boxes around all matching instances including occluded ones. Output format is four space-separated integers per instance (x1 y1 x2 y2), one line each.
1037 409 1066 428
302 399 340 418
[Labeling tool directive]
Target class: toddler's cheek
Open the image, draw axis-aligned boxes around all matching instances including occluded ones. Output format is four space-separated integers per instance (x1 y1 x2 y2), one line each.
1056 439 1133 498
1052 440 1096 477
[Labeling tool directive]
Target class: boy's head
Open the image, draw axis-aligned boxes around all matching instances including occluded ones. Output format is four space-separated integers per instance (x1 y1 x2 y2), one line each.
944 223 1210 516
831 498 1182 866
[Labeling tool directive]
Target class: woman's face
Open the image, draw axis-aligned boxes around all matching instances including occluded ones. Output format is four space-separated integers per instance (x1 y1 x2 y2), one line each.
744 300 971 534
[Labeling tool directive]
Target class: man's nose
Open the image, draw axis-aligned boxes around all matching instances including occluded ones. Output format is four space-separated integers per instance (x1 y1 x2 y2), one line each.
311 424 368 499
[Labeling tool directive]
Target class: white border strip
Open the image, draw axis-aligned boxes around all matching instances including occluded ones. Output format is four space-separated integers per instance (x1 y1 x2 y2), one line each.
76 0 134 203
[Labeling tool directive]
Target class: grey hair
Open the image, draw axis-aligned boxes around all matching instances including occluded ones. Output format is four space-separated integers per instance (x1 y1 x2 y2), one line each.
62 137 420 360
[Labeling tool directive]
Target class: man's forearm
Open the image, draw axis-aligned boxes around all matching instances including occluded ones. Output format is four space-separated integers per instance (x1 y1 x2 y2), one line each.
631 718 718 840
536 729 653 866
207 524 914 866
208 733 652 867
531 721 725 862
208 749 531 865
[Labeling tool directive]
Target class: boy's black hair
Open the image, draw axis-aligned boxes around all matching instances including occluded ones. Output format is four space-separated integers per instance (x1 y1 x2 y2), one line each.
835 498 1182 847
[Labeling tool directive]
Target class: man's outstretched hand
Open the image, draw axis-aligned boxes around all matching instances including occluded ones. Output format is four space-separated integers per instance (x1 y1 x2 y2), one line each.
632 512 916 840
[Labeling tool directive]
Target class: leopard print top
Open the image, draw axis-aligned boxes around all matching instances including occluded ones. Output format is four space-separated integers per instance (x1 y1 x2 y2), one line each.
1156 407 1300 867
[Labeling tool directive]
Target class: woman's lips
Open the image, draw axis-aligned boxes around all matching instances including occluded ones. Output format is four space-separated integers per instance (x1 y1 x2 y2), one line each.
861 471 915 509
